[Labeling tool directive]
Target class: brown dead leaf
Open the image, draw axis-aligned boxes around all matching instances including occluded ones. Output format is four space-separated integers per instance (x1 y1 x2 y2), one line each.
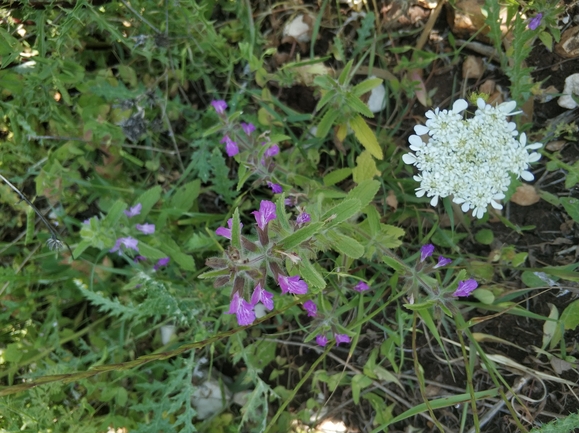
550 356 576 374
510 184 540 206
386 190 398 210
546 140 567 151
462 55 484 79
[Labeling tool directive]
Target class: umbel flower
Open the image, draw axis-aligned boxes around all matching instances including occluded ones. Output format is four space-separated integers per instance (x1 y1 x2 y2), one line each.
403 98 542 219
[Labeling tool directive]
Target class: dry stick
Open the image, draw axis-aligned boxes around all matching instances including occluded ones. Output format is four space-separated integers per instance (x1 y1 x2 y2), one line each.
0 174 72 256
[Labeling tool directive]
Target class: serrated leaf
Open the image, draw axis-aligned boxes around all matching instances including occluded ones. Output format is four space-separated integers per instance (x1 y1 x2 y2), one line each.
352 77 383 97
298 259 326 290
347 179 380 209
321 199 361 226
560 197 579 224
326 231 364 258
379 224 405 248
315 88 335 111
338 60 353 85
349 115 383 160
138 242 168 260
345 93 374 118
135 185 162 217
352 150 382 183
323 168 352 186
278 222 323 250
102 200 127 228
316 109 340 139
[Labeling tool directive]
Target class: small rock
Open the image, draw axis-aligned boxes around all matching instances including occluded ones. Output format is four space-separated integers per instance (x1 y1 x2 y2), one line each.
462 55 484 79
283 14 314 43
555 26 579 59
367 77 386 113
558 73 579 109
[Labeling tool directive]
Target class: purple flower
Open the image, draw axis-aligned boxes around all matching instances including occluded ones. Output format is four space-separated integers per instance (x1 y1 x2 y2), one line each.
134 255 147 262
354 281 370 292
221 135 239 157
226 292 255 326
315 334 328 347
251 283 274 311
434 256 452 269
264 144 280 158
252 200 277 230
296 212 310 225
335 334 351 346
154 257 170 270
278 274 308 295
303 300 317 317
136 223 155 234
211 100 227 114
241 122 255 136
110 236 139 253
267 181 283 194
528 13 543 30
216 218 243 240
453 279 478 297
124 203 142 218
420 244 435 262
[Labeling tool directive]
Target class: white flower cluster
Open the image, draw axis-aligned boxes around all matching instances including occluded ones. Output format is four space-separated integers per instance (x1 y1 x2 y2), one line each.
402 98 542 219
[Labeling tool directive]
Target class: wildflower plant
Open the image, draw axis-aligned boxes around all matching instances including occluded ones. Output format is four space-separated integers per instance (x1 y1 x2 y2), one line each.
403 98 542 219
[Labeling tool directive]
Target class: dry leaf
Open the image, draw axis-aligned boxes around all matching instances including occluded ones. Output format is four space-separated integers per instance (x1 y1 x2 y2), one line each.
510 184 540 206
386 189 398 210
462 55 484 79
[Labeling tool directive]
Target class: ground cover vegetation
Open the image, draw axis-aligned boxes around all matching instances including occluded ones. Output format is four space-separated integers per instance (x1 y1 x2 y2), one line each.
0 0 578 431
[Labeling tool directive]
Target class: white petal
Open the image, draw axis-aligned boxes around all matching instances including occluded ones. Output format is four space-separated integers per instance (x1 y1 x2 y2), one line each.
430 195 439 206
414 124 429 135
521 170 534 181
402 153 417 164
491 200 503 210
526 142 542 150
476 98 486 110
453 196 465 204
527 152 541 162
408 135 425 150
500 100 517 115
453 99 469 113
461 202 470 213
415 188 426 197
519 133 527 146
475 207 486 219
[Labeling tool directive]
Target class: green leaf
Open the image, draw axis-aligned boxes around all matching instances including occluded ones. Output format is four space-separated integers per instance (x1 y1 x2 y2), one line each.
102 200 127 228
347 179 380 209
550 300 579 350
119 149 144 167
321 198 361 226
298 259 326 290
159 236 196 271
315 89 335 111
4 343 22 363
138 242 168 260
349 114 383 160
326 231 364 259
472 288 494 305
275 195 292 232
278 222 323 250
475 228 494 245
352 150 380 183
135 185 162 217
338 59 353 85
560 197 579 224
231 208 242 250
352 77 383 97
170 180 200 213
345 93 374 118
381 255 407 273
25 208 34 246
72 240 92 259
351 374 373 404
316 109 340 139
323 168 352 186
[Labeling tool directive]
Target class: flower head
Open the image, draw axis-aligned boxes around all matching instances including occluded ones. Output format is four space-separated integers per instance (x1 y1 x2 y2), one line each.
528 13 543 30
136 223 155 234
124 203 142 218
453 279 478 297
154 257 170 270
211 100 227 114
226 292 255 326
221 135 239 157
278 274 308 295
263 144 280 158
420 244 435 262
296 212 311 226
110 236 139 253
403 98 542 218
252 200 277 230
251 283 274 311
434 256 452 268
216 218 243 240
353 281 370 292
267 181 283 194
315 334 328 347
335 334 351 346
241 122 255 136
303 300 317 317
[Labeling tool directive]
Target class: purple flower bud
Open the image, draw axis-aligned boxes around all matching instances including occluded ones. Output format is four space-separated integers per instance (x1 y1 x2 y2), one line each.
211 100 227 114
335 333 351 346
278 274 308 295
528 13 542 30
434 256 452 269
241 122 256 136
251 283 274 311
353 281 370 292
264 144 280 157
453 279 478 297
110 236 139 253
124 203 142 218
221 135 239 157
252 200 277 230
226 292 255 326
267 181 283 194
216 218 243 240
134 255 147 262
296 212 311 226
315 334 328 347
303 300 317 317
136 223 155 235
154 257 170 270
420 244 435 262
